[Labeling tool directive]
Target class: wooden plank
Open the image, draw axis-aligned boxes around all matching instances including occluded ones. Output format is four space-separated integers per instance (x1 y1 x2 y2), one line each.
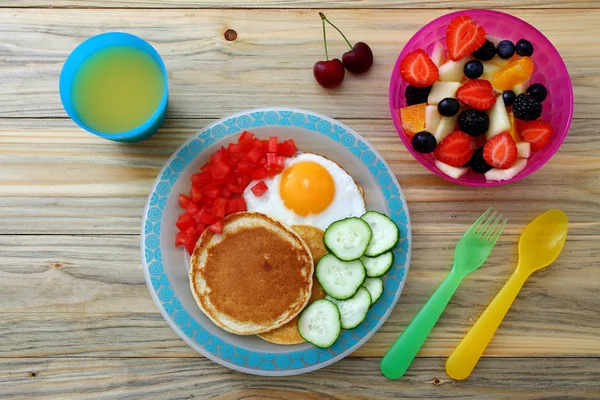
3 1 600 9
1 357 599 399
0 9 597 119
0 118 598 235
1 234 598 358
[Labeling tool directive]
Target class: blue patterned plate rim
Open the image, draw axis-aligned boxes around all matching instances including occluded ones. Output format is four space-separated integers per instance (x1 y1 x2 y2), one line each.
141 107 412 376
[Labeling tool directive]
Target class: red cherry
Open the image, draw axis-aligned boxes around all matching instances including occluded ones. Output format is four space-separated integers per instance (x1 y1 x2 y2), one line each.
313 59 345 88
342 42 373 73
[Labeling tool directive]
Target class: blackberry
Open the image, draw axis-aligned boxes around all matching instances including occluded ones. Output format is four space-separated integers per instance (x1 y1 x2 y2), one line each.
473 40 496 61
405 85 432 106
457 109 489 137
513 94 542 121
469 148 492 173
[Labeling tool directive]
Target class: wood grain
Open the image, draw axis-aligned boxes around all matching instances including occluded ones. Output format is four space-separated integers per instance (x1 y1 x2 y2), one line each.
1 118 598 235
0 9 598 119
1 234 598 358
3 1 600 9
1 357 599 399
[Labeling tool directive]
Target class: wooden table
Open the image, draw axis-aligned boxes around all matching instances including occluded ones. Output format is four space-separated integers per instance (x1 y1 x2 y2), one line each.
1 1 599 399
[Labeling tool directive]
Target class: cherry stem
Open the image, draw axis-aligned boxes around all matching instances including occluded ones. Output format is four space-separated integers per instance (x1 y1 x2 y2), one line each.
319 12 353 50
320 14 329 60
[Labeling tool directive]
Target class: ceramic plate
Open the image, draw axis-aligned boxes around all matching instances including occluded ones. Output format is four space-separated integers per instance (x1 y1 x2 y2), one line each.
141 108 411 376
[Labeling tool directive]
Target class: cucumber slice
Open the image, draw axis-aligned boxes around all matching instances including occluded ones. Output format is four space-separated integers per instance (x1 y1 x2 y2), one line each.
316 254 366 300
326 287 372 329
363 277 384 304
361 211 400 257
324 217 372 261
297 299 341 348
361 251 393 277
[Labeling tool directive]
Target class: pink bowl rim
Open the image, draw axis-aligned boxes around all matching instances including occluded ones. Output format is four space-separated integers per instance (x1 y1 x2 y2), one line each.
389 9 574 187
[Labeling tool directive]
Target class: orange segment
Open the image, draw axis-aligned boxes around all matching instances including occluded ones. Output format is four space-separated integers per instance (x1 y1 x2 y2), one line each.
400 103 426 137
507 111 520 142
492 56 534 91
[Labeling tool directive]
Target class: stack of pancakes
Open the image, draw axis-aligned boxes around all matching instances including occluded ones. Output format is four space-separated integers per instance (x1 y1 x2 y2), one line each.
189 212 327 344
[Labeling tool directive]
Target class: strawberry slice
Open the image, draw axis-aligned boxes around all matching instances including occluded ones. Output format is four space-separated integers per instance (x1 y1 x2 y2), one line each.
399 49 439 88
519 119 553 151
484 131 518 169
456 79 496 111
434 131 476 167
446 16 487 61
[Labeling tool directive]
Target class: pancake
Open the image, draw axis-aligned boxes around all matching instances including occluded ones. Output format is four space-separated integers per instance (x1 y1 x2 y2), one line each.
189 212 314 335
258 225 327 345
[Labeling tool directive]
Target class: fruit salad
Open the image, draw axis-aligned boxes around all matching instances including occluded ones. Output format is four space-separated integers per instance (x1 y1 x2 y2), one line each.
398 15 553 181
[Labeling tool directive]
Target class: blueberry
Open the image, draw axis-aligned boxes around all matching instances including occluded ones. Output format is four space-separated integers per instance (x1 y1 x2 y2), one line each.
412 131 437 153
526 83 548 102
502 90 516 107
515 39 534 57
497 40 516 59
464 60 484 79
437 98 461 117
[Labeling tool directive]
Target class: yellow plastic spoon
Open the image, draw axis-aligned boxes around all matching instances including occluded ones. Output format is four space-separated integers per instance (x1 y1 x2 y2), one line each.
445 209 568 381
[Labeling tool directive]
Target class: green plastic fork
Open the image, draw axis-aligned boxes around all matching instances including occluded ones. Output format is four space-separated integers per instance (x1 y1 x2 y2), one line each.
380 208 507 379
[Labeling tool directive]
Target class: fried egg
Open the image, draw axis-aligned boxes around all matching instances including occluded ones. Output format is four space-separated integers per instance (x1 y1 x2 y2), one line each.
243 153 366 230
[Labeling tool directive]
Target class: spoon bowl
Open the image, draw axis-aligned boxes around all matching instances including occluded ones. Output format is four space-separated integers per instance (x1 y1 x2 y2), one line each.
518 209 569 273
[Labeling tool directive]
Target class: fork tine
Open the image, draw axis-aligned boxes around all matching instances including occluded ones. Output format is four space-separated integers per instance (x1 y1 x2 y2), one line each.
465 208 492 235
482 213 503 239
475 210 497 235
486 217 507 243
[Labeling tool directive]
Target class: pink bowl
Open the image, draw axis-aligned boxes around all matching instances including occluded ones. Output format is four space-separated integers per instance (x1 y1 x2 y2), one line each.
390 9 573 186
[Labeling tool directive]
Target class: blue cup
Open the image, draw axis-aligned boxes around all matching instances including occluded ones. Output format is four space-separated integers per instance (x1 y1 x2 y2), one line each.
59 32 168 143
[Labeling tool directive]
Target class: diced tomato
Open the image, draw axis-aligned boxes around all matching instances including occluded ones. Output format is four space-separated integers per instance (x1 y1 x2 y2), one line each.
199 211 220 225
268 137 278 153
250 168 268 180
210 147 228 164
190 185 202 204
266 168 279 178
185 202 200 216
238 174 251 191
175 231 187 247
195 223 206 237
252 138 264 149
251 181 268 197
200 162 211 172
221 186 232 198
193 208 206 223
278 139 298 157
200 197 215 208
179 194 190 209
211 160 231 180
185 238 197 255
184 226 196 236
228 197 247 213
258 156 267 167
176 213 195 232
236 160 253 174
202 185 221 199
245 147 262 163
204 178 227 188
266 153 275 168
273 155 285 170
213 198 227 218
227 182 242 194
208 220 223 234
228 143 242 154
261 139 270 149
238 130 255 144
192 171 211 186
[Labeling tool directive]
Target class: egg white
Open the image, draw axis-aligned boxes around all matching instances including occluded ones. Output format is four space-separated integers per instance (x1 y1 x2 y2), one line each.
243 153 366 230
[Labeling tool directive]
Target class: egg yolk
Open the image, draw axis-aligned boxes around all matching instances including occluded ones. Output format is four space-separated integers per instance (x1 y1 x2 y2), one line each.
279 161 335 216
